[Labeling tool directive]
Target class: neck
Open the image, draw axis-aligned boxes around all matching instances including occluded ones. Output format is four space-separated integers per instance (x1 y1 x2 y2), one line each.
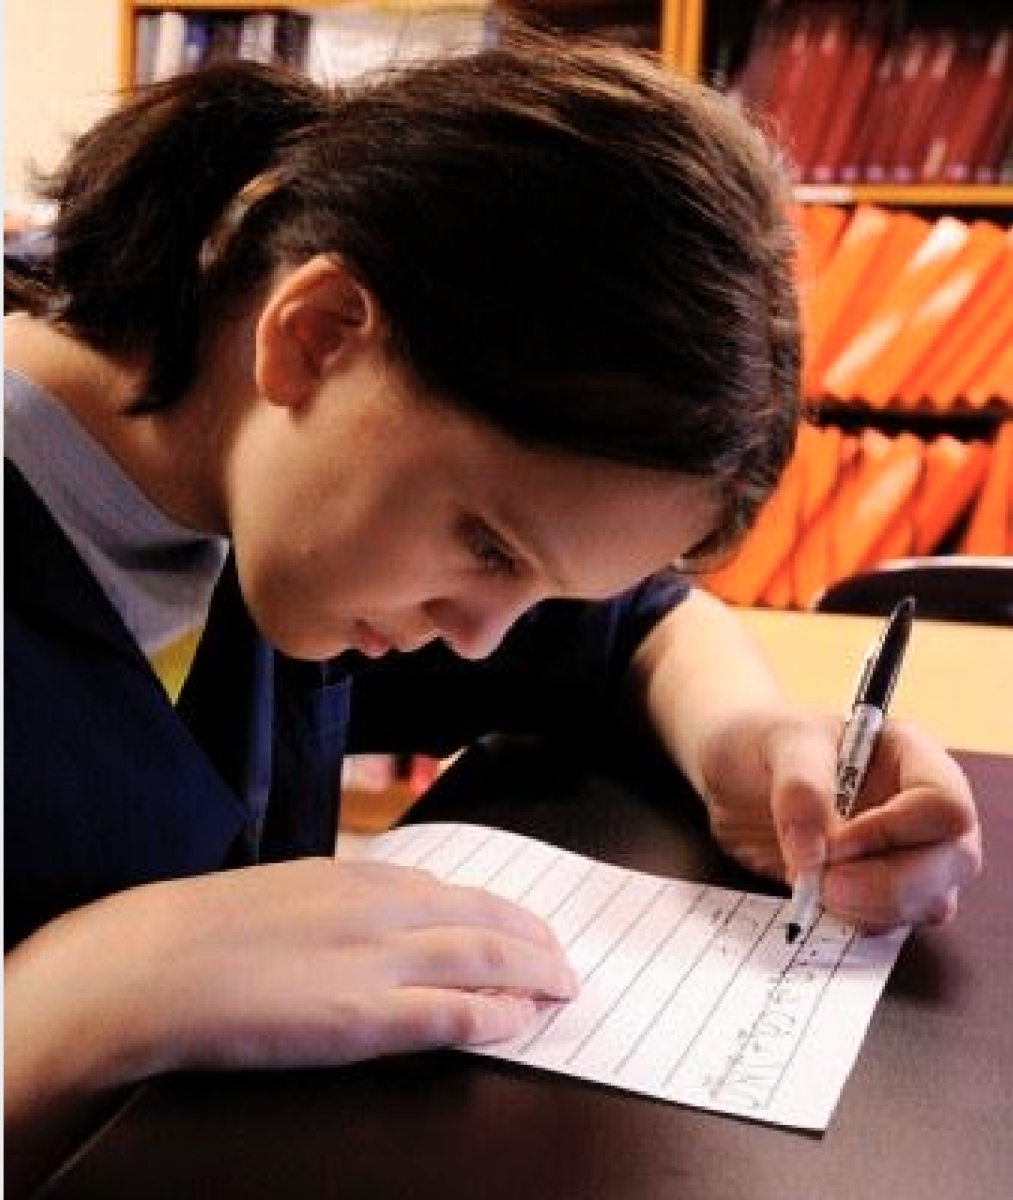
4 314 227 533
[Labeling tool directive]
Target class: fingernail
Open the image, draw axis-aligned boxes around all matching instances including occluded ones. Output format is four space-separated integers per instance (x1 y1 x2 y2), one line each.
561 965 581 998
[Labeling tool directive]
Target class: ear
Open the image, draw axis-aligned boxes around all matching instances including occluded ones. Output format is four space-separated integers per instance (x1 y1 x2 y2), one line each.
254 255 381 408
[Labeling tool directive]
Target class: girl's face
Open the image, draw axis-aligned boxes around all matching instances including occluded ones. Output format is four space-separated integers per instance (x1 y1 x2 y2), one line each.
224 289 719 662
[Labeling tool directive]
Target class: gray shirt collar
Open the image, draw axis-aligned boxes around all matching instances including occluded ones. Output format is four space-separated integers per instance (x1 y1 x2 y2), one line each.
4 366 227 654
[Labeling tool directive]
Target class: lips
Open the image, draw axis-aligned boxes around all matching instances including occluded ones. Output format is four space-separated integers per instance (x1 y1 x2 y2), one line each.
353 622 435 657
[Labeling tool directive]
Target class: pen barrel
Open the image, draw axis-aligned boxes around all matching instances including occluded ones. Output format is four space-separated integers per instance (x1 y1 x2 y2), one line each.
835 703 884 817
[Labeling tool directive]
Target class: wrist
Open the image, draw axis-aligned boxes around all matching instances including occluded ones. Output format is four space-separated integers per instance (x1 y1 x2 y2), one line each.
4 884 192 1116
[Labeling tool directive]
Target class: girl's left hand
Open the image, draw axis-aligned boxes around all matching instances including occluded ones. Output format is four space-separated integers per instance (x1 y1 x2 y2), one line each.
697 709 982 933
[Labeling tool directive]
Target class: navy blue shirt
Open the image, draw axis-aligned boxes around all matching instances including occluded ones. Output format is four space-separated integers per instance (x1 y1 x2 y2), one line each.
4 460 689 948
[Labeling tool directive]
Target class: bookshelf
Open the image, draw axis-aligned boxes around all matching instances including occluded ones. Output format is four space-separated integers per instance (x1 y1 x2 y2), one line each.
118 1 693 88
679 1 1013 610
682 0 1013 209
119 2 1013 201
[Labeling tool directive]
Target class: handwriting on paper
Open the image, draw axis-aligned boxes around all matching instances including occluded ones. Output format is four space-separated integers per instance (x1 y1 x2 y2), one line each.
366 822 907 1130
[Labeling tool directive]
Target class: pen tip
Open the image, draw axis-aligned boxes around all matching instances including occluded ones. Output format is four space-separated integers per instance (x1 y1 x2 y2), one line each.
786 923 801 944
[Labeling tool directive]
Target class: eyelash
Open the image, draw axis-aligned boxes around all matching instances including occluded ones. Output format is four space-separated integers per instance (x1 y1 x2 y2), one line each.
465 520 519 578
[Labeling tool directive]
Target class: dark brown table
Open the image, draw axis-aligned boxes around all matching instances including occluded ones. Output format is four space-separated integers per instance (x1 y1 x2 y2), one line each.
42 741 1012 1200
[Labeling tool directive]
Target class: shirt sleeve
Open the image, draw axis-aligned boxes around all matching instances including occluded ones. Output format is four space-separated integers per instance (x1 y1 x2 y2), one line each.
344 566 690 757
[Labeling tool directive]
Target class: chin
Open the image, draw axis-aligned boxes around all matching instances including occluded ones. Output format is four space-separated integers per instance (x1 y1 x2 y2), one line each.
248 607 351 662
235 563 355 661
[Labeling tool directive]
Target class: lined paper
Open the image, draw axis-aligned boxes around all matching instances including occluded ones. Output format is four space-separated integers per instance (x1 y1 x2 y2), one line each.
366 822 908 1131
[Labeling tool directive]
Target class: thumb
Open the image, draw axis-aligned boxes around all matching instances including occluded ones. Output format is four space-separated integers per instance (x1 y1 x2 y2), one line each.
768 722 838 880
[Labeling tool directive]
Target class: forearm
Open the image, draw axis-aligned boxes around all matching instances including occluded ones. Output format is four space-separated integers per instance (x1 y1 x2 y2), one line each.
4 893 181 1195
4 856 578 1196
627 588 794 798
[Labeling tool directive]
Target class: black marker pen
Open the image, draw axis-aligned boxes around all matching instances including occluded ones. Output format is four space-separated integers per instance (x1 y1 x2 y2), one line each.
785 597 916 944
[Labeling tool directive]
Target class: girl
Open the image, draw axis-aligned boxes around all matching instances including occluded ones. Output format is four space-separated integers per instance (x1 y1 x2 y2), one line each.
4 31 979 1194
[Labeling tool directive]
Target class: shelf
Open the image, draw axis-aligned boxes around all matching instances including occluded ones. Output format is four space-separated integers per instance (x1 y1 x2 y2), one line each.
795 184 1013 209
806 403 1011 439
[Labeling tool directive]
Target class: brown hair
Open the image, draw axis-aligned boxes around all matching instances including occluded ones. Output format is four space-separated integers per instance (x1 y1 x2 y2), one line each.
8 26 801 558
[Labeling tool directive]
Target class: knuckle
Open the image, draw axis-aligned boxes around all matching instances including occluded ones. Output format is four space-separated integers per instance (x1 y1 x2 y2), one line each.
438 997 482 1045
475 932 510 975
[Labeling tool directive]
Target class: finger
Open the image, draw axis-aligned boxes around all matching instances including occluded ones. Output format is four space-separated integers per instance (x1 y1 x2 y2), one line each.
821 837 980 932
340 989 540 1060
767 723 839 878
390 928 578 1000
828 783 981 864
346 864 564 951
926 886 960 927
853 719 974 815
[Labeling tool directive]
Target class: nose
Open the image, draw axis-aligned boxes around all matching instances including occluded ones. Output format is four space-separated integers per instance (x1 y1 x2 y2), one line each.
422 593 535 660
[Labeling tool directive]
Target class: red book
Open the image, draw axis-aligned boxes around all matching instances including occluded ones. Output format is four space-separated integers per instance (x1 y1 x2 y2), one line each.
890 30 959 183
919 29 985 181
942 28 1012 183
783 5 852 180
730 0 790 116
841 40 900 183
810 5 884 183
973 74 1013 182
762 7 814 158
868 29 932 182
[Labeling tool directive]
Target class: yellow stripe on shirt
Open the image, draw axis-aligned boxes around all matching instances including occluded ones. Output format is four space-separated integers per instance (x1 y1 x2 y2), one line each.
148 626 203 703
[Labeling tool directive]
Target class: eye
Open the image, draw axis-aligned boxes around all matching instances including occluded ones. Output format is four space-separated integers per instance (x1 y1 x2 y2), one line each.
462 517 519 579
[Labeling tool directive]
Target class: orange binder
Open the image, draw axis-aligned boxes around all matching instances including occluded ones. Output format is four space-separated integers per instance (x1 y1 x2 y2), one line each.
966 337 1013 407
898 236 1013 407
704 450 804 607
788 424 847 608
795 203 848 279
758 423 832 606
858 221 1010 408
875 435 986 560
820 216 971 403
962 423 1012 553
913 436 992 554
829 430 923 578
873 438 927 563
804 207 930 397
